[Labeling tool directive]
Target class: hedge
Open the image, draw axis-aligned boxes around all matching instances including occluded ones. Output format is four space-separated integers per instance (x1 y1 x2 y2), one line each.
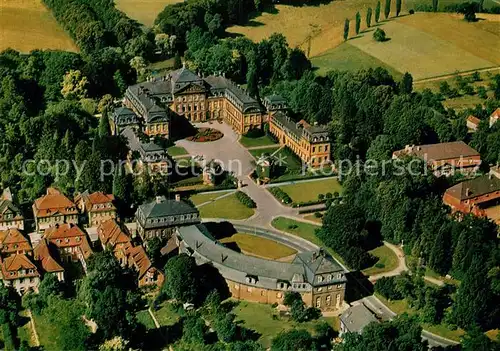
235 191 257 208
268 187 292 205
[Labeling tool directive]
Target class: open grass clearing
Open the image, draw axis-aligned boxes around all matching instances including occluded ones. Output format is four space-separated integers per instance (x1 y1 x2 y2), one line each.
232 300 339 348
167 145 189 157
219 232 297 260
278 178 342 203
198 193 255 219
362 245 399 276
115 0 183 26
249 146 282 159
31 313 61 351
240 134 278 148
311 43 402 78
137 309 157 330
348 18 496 80
153 301 181 326
189 190 233 206
0 0 78 53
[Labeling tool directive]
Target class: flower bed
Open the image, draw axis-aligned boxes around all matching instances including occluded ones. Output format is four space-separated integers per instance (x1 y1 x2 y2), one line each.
186 128 223 142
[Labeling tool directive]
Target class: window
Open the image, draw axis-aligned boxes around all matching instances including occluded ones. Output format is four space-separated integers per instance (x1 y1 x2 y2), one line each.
337 284 343 289
276 292 282 298
326 295 331 306
327 274 332 281
316 297 321 308
247 287 252 293
317 276 323 283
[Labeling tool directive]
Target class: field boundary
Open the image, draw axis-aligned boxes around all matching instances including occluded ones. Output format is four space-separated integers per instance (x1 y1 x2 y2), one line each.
414 66 500 84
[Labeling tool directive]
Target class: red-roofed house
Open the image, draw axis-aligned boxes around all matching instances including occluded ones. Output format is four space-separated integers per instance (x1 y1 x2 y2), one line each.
0 228 32 256
0 189 24 231
97 219 164 288
75 191 116 227
33 188 78 232
43 223 93 272
0 254 40 294
33 239 65 282
490 108 500 127
466 115 481 132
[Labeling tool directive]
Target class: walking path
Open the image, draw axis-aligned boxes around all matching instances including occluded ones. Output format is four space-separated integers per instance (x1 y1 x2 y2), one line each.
196 190 237 208
148 308 161 329
245 144 281 150
28 309 40 347
369 241 409 282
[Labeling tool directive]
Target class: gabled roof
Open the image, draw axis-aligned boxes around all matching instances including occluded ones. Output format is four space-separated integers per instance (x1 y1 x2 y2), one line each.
340 304 379 334
98 219 131 248
393 141 480 162
0 228 31 249
33 188 78 217
33 239 64 273
137 196 198 219
44 223 85 240
467 115 481 125
129 245 152 278
445 171 500 201
76 192 116 213
1 254 39 279
0 199 23 220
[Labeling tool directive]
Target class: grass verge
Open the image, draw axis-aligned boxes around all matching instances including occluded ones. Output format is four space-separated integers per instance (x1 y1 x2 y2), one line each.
278 178 342 203
220 232 297 260
198 193 255 220
362 245 399 276
240 135 278 148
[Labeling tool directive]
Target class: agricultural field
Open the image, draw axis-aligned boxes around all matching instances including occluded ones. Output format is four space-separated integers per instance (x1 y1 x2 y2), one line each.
0 0 77 53
219 232 297 260
115 0 182 27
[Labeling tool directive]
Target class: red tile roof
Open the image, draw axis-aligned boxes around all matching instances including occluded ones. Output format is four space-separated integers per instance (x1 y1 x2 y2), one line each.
129 245 152 278
467 115 481 125
43 224 93 259
0 228 32 254
33 239 64 273
33 188 78 218
97 219 131 248
76 192 116 213
1 254 39 280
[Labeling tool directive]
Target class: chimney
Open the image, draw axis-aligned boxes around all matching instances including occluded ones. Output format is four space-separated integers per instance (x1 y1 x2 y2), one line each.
175 194 181 202
155 196 164 204
465 188 471 196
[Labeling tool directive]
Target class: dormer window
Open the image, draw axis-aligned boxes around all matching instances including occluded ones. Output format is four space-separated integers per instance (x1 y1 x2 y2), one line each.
317 276 323 283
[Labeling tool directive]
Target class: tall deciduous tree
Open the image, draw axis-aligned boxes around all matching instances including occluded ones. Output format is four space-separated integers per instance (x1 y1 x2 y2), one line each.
343 19 350 41
384 0 391 19
355 12 361 34
432 0 439 12
163 254 201 304
366 8 373 27
399 72 413 94
98 113 111 137
396 0 402 16
375 1 381 22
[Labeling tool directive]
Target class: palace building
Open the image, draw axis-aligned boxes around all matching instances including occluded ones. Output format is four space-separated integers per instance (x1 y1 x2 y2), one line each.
269 112 331 168
176 224 347 312
115 66 265 137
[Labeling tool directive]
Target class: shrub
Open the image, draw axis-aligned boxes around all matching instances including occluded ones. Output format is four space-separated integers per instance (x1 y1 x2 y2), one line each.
288 224 298 230
314 212 323 218
235 191 256 208
325 192 333 199
409 9 415 14
374 276 403 300
269 187 292 204
318 194 325 201
244 128 265 138
373 28 387 42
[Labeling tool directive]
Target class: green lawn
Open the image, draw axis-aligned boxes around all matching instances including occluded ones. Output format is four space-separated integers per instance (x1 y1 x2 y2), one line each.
189 190 234 206
233 301 338 348
240 135 278 148
153 302 181 327
17 311 35 347
249 146 282 159
220 232 297 260
362 245 399 276
271 217 347 267
167 145 189 157
278 178 342 203
137 309 157 330
198 193 255 220
311 43 402 78
32 313 61 351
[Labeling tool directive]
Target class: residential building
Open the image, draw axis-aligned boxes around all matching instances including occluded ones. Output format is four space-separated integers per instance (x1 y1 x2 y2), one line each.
0 189 24 231
443 166 500 225
135 195 200 240
0 228 32 256
466 115 481 132
269 111 331 168
176 224 347 311
120 67 265 136
121 126 171 173
75 191 116 227
392 141 481 176
43 224 92 269
33 239 65 282
340 303 379 335
0 254 40 294
97 219 164 288
32 188 78 232
490 107 500 127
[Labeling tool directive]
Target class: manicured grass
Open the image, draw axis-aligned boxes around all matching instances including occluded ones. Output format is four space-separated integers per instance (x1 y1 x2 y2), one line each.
311 43 402 78
153 302 181 327
271 217 347 267
362 245 399 276
198 193 255 220
115 0 183 26
148 58 175 76
232 301 338 348
137 309 157 330
278 178 342 203
167 145 189 157
240 135 278 148
0 0 78 53
189 190 234 206
303 213 324 223
220 232 297 260
249 146 282 159
32 313 61 351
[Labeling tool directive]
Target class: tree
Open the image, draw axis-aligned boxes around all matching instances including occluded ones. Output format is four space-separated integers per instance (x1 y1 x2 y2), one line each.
399 72 413 94
373 28 387 42
355 12 361 35
461 326 500 351
271 329 315 351
146 237 164 266
173 52 182 69
163 254 201 304
129 56 146 77
98 94 113 115
99 113 111 137
61 70 88 100
457 2 477 22
182 314 207 345
366 8 373 28
112 166 128 203
375 1 381 23
374 276 402 300
212 313 238 342
396 0 402 16
384 0 391 19
343 19 350 41
432 0 439 12
476 86 487 99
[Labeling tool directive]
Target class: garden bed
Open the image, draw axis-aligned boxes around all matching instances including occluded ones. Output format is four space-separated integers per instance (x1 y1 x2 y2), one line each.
186 128 223 142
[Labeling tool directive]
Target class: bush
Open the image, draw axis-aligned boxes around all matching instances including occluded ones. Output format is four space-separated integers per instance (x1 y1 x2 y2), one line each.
288 224 298 230
235 191 256 208
269 187 292 204
374 276 403 300
373 28 387 42
244 128 265 138
409 9 415 14
314 212 323 218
